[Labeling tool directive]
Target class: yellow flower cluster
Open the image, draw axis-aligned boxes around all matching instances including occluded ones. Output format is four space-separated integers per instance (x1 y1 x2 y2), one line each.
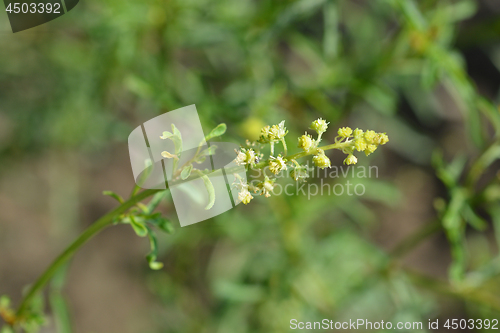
269 155 287 174
310 118 329 134
257 176 275 198
259 120 288 143
233 118 388 205
297 133 314 151
337 127 389 164
312 149 331 169
235 148 259 166
238 188 253 205
290 165 309 182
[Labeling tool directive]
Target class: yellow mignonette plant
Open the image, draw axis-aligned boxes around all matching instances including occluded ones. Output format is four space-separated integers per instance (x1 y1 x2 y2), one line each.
233 118 389 204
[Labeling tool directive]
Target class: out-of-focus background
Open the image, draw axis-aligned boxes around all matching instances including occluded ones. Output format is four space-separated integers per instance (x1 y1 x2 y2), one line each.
1 0 500 332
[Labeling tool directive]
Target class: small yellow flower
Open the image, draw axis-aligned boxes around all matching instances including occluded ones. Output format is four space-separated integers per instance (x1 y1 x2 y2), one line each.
291 165 309 182
337 127 353 138
269 120 288 141
312 149 331 169
353 128 364 139
238 188 253 205
376 133 389 145
364 130 377 144
298 133 314 151
235 148 258 166
259 121 288 143
354 139 367 152
344 154 358 165
310 118 329 134
258 176 275 197
269 155 287 174
259 125 271 143
364 144 377 156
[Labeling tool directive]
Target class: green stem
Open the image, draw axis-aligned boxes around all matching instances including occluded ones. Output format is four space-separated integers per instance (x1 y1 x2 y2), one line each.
15 188 162 320
281 138 288 156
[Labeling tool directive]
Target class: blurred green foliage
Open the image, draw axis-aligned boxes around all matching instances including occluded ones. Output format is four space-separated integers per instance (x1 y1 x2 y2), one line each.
1 0 500 332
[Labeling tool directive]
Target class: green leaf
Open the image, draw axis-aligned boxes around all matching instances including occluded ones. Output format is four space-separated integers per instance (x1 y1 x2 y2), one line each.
146 190 169 213
181 165 193 180
462 204 487 231
171 124 183 154
148 214 174 234
478 97 500 136
447 0 477 22
146 228 164 270
49 291 72 333
201 175 216 210
158 219 174 234
161 124 183 155
134 159 153 191
201 145 218 156
195 155 207 164
125 75 153 98
50 267 73 333
102 191 124 204
205 123 227 141
148 261 164 270
490 206 500 250
129 216 148 237
398 0 426 30
433 150 467 189
442 187 467 241
136 203 149 214
159 131 173 139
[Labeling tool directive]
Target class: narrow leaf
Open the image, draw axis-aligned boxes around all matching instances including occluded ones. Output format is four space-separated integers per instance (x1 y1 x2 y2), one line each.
147 214 174 234
181 165 193 180
205 123 227 141
149 261 164 270
146 190 169 213
201 175 216 210
161 151 177 159
195 155 207 164
462 204 487 231
201 145 218 156
146 228 164 270
171 124 183 154
130 216 148 237
102 191 124 204
159 131 173 139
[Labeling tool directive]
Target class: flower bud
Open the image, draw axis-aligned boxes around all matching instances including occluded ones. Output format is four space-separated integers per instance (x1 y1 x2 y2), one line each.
312 149 331 169
343 154 358 165
235 148 258 166
310 118 329 134
377 133 389 145
258 126 271 143
269 156 287 175
364 130 377 144
364 144 377 156
337 127 352 138
354 139 367 152
353 128 364 139
258 176 275 198
298 133 314 151
291 166 309 182
238 189 253 205
269 121 288 141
